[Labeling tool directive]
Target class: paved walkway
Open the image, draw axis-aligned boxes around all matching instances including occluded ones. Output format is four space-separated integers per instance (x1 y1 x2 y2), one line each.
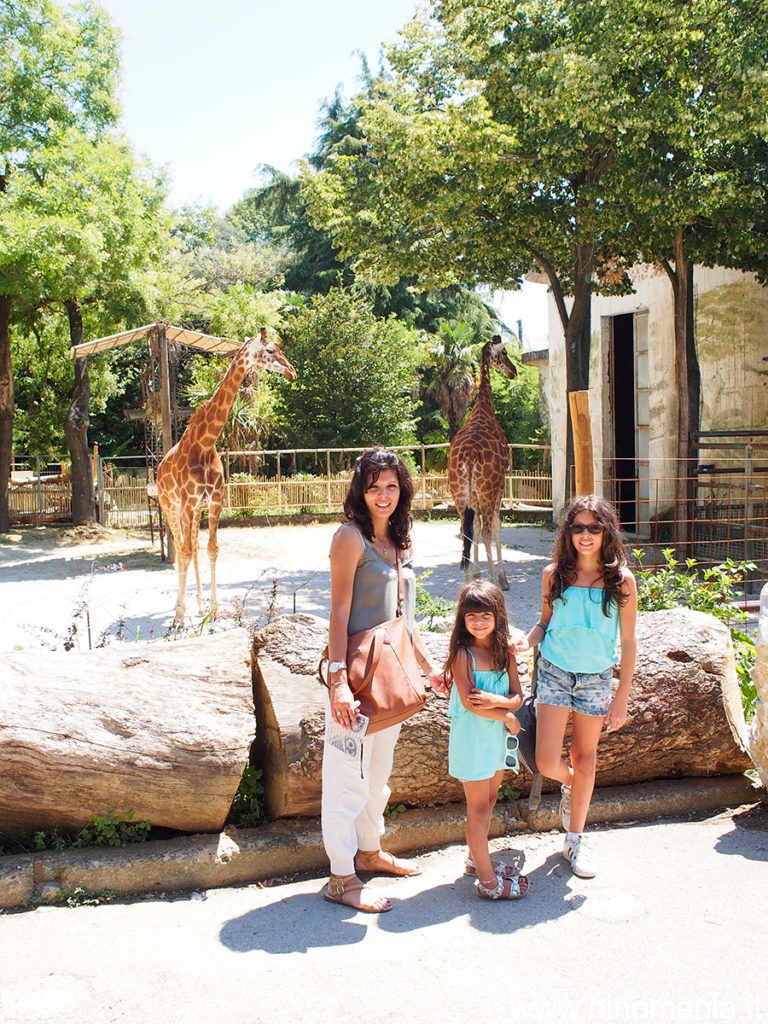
2 802 767 1024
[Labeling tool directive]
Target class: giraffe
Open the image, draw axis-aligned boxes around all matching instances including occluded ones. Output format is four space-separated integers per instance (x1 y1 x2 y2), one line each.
447 336 517 590
156 327 296 623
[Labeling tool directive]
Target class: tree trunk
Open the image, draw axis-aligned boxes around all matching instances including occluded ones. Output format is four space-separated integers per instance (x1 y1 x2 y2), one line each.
252 611 751 819
664 229 701 557
63 300 95 525
0 294 13 533
0 630 256 836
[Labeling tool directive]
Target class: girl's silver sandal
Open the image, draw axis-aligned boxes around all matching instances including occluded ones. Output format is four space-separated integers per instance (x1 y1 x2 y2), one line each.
475 874 524 900
465 857 517 879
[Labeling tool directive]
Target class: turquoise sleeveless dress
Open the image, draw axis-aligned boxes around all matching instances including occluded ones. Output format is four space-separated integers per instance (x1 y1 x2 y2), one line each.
448 649 510 781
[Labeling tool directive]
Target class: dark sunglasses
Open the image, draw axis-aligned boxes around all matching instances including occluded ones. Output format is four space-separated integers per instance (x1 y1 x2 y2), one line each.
570 523 604 535
504 733 519 770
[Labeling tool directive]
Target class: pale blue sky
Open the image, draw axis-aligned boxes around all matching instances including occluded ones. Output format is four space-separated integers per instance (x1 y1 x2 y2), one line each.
98 0 548 345
99 0 420 210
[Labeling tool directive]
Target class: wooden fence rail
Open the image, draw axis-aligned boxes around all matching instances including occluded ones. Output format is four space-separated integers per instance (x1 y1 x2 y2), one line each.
9 443 552 527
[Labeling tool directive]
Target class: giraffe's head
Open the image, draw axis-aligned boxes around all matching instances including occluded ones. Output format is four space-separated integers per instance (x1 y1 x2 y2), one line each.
488 335 517 381
245 327 297 381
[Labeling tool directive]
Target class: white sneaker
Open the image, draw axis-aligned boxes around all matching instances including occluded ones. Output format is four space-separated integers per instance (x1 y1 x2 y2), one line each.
563 833 596 878
559 784 571 832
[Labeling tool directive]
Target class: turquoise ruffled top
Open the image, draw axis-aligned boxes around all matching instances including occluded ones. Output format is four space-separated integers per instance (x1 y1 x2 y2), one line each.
540 585 619 673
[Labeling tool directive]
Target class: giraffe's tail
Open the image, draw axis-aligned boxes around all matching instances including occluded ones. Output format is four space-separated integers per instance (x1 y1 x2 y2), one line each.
460 507 474 570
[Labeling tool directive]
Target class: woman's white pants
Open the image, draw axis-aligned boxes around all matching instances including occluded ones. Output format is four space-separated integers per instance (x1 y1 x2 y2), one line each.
321 709 401 876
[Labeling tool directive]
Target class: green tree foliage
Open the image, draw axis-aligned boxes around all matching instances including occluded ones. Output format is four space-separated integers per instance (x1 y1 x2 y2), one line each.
608 1 768 547
0 0 124 528
274 288 421 449
303 0 768 499
491 364 545 468
0 0 119 157
230 87 503 335
424 320 479 438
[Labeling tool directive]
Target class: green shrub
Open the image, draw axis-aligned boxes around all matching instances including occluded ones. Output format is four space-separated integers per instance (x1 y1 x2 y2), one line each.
634 548 756 718
415 570 456 631
2 811 152 856
227 763 265 828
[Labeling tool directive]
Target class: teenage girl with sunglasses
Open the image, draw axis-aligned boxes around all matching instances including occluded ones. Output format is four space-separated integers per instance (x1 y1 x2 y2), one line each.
522 494 637 878
444 580 529 901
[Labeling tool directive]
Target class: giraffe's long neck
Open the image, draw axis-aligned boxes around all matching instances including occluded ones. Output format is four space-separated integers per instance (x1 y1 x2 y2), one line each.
474 348 494 416
184 346 253 448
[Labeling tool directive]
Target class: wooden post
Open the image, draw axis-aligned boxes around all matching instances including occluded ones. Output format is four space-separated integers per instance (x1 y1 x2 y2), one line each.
568 390 595 496
157 323 175 562
157 324 173 458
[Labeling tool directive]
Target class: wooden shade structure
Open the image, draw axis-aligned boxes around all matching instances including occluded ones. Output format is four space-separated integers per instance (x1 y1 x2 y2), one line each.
71 322 245 559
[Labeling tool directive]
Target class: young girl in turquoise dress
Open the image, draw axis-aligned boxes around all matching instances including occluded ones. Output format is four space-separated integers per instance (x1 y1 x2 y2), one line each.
521 494 637 880
445 580 530 901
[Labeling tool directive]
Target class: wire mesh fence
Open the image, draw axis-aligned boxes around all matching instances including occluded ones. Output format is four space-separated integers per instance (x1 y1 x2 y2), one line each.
596 436 768 600
11 438 766 600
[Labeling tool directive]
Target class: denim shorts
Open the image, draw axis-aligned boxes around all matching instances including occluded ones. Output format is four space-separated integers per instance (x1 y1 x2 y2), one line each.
535 656 614 717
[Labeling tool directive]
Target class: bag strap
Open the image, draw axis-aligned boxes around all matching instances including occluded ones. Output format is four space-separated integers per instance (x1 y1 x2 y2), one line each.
395 549 404 617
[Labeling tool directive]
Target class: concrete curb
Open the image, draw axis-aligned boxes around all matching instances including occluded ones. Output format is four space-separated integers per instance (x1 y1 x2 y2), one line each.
1 774 761 910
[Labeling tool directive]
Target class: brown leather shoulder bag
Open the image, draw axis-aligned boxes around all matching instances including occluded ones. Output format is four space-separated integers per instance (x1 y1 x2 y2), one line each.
318 551 427 734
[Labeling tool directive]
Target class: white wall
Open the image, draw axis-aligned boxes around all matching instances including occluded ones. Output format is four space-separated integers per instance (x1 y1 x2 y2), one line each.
543 266 768 516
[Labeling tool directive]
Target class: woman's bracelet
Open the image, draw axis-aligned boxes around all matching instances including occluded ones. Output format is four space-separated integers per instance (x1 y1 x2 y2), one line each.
535 620 548 633
330 679 349 688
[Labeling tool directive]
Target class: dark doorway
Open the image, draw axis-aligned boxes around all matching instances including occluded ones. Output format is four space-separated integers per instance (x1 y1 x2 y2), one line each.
611 313 636 529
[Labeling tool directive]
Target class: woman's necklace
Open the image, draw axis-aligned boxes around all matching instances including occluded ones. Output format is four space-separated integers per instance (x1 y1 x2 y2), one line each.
372 535 392 562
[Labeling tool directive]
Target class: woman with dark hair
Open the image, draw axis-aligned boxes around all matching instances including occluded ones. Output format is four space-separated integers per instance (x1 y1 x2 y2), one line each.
522 494 637 879
321 447 444 913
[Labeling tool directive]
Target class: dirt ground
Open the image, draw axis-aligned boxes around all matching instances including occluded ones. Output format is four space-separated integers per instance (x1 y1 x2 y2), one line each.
0 518 554 653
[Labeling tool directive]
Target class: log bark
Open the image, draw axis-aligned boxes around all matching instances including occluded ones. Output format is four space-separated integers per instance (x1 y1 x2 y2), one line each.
252 610 751 819
0 629 255 836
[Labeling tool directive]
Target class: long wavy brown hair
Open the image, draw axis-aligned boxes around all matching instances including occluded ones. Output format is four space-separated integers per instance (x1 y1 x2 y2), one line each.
444 580 511 683
548 494 628 615
342 447 413 550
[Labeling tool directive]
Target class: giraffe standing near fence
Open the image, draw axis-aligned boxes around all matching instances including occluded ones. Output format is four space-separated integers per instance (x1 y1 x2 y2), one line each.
447 336 517 590
157 328 296 623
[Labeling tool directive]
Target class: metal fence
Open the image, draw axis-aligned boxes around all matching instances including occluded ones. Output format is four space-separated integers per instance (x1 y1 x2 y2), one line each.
596 436 768 598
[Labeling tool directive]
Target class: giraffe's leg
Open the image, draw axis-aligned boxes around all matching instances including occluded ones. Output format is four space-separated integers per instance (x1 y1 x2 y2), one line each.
207 496 222 620
161 504 187 622
473 507 482 580
492 505 508 590
175 504 196 624
479 509 495 583
459 505 473 580
189 509 203 615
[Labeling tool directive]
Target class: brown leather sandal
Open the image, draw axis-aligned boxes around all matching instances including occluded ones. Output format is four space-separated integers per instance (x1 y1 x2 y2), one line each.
354 849 422 877
322 873 392 913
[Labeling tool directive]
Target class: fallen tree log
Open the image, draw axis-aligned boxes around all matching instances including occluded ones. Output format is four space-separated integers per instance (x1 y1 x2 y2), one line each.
252 610 752 819
0 629 255 836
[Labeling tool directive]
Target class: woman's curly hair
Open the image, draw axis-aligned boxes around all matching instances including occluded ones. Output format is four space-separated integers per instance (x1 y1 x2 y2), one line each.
549 494 629 615
342 447 413 550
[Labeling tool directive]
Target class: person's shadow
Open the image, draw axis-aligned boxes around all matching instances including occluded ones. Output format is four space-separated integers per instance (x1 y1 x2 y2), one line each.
714 803 768 862
377 847 584 938
220 889 373 954
219 846 585 954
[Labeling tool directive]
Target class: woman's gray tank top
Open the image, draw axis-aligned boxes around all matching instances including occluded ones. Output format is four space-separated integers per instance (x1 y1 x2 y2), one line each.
345 527 416 636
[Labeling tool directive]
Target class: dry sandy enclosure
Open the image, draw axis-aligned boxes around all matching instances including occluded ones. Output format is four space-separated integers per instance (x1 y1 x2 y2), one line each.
0 518 554 653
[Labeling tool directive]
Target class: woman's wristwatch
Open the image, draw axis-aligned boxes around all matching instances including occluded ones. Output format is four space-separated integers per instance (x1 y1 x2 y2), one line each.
329 660 348 688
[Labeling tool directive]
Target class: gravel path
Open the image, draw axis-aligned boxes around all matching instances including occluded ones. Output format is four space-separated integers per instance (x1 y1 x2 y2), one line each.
0 518 554 652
